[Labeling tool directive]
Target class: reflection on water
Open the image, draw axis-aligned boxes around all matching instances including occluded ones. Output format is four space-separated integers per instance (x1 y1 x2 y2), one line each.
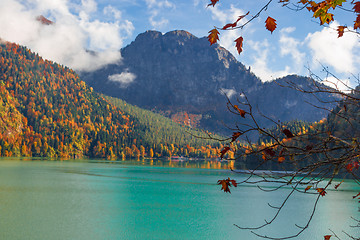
0 158 358 240
17 157 235 170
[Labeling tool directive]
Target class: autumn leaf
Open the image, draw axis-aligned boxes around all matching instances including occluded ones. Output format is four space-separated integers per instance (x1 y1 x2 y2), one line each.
305 185 312 192
278 156 285 163
230 179 238 187
299 0 309 4
282 129 294 138
207 0 219 7
324 235 332 240
217 178 237 193
265 16 277 33
353 1 360 13
354 14 360 29
231 132 242 142
320 13 334 25
279 0 290 6
337 26 345 37
263 148 276 157
334 180 344 189
354 161 359 169
234 36 244 55
346 163 354 172
222 23 237 30
208 28 220 45
233 105 246 117
317 188 327 196
235 11 250 23
220 146 230 159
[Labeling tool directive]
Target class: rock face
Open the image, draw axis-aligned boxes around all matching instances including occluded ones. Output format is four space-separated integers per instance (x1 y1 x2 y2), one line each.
81 30 335 134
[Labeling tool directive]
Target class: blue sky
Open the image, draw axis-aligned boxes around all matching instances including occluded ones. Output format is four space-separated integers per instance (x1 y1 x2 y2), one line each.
0 0 359 89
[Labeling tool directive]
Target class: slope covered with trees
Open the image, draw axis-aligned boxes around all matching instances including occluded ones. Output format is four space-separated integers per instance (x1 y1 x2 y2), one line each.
0 42 221 159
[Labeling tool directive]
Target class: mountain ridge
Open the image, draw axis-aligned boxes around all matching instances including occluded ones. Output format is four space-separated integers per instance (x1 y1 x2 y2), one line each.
80 29 336 134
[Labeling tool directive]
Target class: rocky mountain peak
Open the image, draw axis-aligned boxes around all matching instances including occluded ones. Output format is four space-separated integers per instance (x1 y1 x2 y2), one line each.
81 30 335 135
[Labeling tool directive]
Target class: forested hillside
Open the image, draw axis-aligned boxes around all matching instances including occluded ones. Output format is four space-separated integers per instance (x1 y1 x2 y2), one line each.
0 42 221 159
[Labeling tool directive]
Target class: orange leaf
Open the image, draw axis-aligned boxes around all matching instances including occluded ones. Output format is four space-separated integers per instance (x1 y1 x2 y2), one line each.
234 36 244 54
282 129 294 138
324 235 332 240
207 0 219 7
217 178 237 193
231 132 242 142
233 105 246 117
305 185 312 192
317 188 327 196
208 28 220 45
265 16 277 33
353 1 360 13
278 156 285 163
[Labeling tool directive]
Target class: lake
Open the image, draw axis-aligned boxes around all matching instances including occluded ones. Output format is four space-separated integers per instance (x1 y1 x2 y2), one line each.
0 158 358 240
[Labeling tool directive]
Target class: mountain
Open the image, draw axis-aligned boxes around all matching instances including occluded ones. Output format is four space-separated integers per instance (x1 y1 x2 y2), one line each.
0 41 221 159
80 30 336 135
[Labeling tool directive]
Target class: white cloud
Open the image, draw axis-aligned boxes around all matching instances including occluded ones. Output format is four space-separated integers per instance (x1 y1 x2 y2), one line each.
279 27 305 71
108 71 136 88
103 5 122 20
219 88 237 99
305 21 360 74
247 39 291 82
0 0 134 72
145 0 175 29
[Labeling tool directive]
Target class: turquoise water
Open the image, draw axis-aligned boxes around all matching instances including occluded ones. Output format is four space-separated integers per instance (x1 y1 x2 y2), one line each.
0 159 358 240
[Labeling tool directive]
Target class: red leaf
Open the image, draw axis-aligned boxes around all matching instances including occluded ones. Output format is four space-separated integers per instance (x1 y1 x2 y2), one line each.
282 129 294 138
220 146 230 159
353 192 360 199
207 0 219 7
231 132 242 142
230 179 238 187
317 188 327 196
233 105 246 117
354 161 359 169
208 28 220 45
337 26 346 37
305 185 312 192
354 14 360 30
222 22 237 30
235 11 250 23
346 163 354 172
334 180 343 189
324 235 332 240
234 36 244 55
265 16 277 33
263 148 276 157
353 1 360 13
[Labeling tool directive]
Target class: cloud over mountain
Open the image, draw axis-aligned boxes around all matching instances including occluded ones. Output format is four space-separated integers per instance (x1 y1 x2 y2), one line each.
0 0 134 71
